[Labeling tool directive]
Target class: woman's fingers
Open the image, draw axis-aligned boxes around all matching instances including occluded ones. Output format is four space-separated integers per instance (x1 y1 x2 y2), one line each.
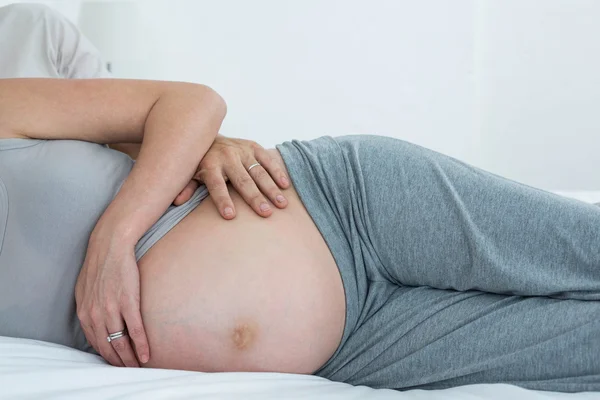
92 316 125 367
196 167 237 219
251 151 289 209
76 260 148 368
246 163 288 210
121 300 150 365
225 163 273 218
107 328 140 368
196 136 291 218
106 308 140 367
173 180 199 206
201 160 286 218
82 296 125 367
80 321 99 354
254 147 291 191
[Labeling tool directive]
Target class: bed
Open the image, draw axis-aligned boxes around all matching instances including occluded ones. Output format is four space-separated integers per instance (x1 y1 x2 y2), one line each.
1 190 599 400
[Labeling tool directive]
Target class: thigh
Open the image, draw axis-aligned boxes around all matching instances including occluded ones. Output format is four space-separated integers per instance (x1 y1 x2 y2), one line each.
337 134 600 300
315 282 600 392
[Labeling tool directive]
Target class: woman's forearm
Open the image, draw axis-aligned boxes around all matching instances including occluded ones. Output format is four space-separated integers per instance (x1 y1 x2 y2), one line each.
97 87 227 244
0 79 226 240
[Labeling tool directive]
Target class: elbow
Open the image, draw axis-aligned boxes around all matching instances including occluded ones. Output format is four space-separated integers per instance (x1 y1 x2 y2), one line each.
155 82 227 142
211 87 227 117
165 81 227 120
195 84 228 122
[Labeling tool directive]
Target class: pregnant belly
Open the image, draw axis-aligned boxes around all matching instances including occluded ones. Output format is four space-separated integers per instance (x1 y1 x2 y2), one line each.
138 151 346 374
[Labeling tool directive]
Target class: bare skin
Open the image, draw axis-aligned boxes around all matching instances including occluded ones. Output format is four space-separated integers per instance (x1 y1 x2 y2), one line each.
138 149 347 374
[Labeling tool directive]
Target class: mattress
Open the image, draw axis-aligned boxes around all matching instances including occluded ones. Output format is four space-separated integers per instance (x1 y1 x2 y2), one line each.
1 190 599 400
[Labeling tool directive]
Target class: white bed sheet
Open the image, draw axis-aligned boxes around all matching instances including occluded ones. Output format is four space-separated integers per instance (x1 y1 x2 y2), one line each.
1 190 599 400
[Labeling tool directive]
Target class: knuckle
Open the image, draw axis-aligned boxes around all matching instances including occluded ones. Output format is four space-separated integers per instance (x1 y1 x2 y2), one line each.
249 140 262 150
91 317 103 328
90 310 103 325
104 302 119 315
119 292 131 307
77 309 89 322
203 172 225 188
233 174 253 189
208 179 228 192
222 147 237 159
111 340 126 352
129 325 144 339
252 168 268 180
199 158 218 171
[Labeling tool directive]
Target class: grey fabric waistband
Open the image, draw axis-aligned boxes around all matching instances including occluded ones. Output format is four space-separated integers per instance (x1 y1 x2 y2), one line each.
134 185 209 261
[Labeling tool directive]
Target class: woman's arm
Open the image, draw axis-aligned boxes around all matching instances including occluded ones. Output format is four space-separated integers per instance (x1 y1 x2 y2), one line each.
109 137 291 213
0 77 226 368
0 77 226 239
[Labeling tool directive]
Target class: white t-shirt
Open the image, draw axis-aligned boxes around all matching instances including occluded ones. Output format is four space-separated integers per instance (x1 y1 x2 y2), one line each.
0 3 111 79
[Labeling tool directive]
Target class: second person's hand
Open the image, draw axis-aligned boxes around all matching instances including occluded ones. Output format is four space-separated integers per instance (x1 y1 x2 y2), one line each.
173 134 291 219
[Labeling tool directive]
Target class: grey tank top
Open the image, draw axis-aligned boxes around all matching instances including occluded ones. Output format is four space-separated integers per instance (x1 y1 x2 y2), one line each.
0 138 208 352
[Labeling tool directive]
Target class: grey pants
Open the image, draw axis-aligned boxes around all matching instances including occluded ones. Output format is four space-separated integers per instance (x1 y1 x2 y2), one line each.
276 135 600 393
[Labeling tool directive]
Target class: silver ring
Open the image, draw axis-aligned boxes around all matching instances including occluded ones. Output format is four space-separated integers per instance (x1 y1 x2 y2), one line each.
247 162 261 172
107 328 128 343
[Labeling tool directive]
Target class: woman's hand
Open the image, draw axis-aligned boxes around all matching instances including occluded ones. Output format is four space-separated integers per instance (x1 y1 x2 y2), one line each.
75 222 149 368
172 135 291 219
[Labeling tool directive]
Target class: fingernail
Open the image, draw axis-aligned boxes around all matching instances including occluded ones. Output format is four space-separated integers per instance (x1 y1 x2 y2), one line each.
281 176 289 186
224 207 234 217
276 195 285 203
260 202 270 212
141 355 148 363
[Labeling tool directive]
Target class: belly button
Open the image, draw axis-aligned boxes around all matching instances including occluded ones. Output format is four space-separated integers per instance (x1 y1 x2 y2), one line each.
231 322 256 351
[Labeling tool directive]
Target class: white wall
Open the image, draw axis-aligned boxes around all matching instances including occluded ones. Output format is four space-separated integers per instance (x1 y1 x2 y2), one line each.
1 0 599 190
476 0 600 190
127 0 477 164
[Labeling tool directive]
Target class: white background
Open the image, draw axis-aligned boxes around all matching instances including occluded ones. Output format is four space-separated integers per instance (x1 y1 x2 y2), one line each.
1 0 599 190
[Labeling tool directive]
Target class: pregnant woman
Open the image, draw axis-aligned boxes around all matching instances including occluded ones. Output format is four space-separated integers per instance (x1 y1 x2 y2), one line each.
1 3 599 394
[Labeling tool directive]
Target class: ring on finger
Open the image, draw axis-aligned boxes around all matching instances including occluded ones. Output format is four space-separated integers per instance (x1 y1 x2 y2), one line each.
247 162 261 172
107 328 128 343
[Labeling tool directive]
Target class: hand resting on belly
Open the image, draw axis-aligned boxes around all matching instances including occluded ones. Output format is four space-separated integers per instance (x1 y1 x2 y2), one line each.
137 149 346 374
